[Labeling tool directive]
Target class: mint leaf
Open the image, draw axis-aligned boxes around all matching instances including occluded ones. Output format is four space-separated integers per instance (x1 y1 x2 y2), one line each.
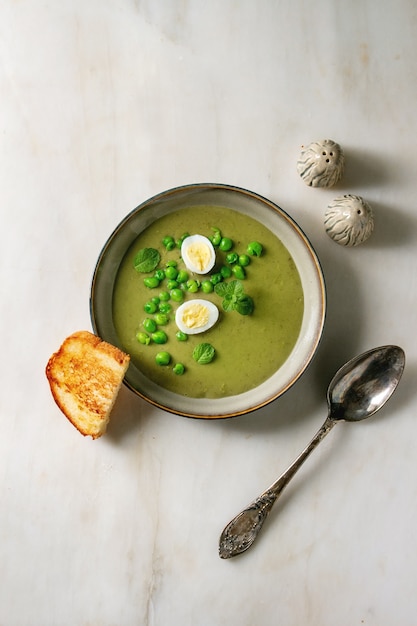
221 295 235 312
213 282 229 298
214 280 253 315
229 280 244 298
133 248 161 273
193 343 216 364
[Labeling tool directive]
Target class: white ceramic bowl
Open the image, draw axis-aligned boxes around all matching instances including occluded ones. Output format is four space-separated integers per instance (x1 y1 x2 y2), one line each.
90 183 326 418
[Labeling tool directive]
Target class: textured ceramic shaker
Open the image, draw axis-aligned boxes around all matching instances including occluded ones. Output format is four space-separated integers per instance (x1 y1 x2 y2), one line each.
297 139 344 188
324 194 374 246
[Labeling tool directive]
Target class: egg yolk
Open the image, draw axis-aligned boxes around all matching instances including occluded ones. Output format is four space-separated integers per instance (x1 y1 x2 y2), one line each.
180 303 210 330
186 242 211 272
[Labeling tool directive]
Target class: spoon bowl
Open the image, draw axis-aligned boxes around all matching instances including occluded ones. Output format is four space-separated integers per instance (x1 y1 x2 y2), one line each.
328 345 405 422
219 345 405 559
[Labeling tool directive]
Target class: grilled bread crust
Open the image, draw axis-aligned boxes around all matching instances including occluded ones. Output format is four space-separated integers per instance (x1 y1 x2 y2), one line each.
46 331 130 439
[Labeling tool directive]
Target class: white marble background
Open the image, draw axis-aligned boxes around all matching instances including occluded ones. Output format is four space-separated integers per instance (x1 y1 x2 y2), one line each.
1 1 416 625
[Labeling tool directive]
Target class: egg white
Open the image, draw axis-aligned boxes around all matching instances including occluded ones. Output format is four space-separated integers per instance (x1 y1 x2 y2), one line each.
181 235 216 274
175 299 219 335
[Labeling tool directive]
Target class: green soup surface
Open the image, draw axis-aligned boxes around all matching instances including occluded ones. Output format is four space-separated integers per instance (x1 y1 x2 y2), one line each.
113 206 304 398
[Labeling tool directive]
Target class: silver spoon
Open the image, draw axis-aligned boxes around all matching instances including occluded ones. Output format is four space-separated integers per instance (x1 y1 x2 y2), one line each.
219 345 405 559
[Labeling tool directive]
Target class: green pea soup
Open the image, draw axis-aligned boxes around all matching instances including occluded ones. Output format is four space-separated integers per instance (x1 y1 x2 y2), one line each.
113 205 304 398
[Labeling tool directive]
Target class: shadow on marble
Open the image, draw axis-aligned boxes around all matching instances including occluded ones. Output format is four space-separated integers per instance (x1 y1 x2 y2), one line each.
365 200 417 248
342 146 397 189
313 247 364 380
105 384 150 443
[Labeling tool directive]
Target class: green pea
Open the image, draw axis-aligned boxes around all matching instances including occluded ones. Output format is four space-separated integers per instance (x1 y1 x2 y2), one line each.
247 241 263 257
159 290 170 302
238 254 251 267
144 276 160 289
232 265 246 279
143 317 157 333
173 363 185 375
154 269 165 281
165 266 178 280
154 312 169 326
219 237 233 251
155 351 171 365
144 300 158 314
176 330 188 341
226 252 238 264
235 295 254 315
166 260 178 268
210 272 223 285
211 228 222 246
170 288 184 302
176 269 189 283
186 279 200 293
136 331 150 345
201 280 214 294
162 236 175 250
152 330 168 344
167 279 179 290
151 297 160 305
220 265 232 279
158 302 172 314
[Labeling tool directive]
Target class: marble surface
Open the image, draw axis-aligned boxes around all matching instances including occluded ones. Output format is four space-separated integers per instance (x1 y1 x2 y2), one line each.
1 1 416 625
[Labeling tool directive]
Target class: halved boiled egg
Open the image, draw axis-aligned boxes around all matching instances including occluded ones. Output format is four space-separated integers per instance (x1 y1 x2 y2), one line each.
175 299 219 335
181 235 216 274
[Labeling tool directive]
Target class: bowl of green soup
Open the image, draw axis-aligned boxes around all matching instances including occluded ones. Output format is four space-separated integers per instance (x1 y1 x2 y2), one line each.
90 183 326 419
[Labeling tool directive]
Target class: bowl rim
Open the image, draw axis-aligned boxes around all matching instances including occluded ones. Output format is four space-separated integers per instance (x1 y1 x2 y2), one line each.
90 182 326 419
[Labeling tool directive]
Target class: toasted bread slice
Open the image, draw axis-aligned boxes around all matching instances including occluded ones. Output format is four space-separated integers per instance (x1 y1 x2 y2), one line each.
46 331 130 439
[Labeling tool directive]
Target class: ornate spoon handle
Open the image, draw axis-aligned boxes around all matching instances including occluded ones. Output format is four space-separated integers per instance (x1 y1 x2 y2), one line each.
219 416 335 559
